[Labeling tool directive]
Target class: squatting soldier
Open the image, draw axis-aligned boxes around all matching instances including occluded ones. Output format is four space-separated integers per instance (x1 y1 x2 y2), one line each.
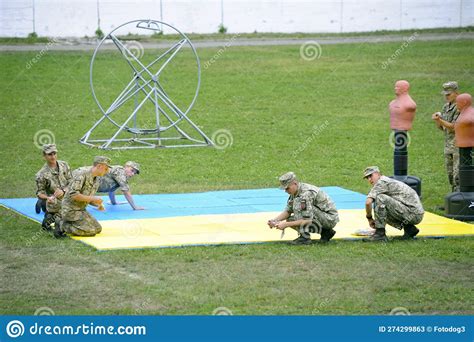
57 156 111 238
267 172 339 245
35 144 72 231
363 166 424 242
97 161 144 210
432 81 461 192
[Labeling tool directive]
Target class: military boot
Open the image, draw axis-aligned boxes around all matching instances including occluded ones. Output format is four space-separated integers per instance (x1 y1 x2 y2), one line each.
290 235 312 245
363 228 388 242
320 228 336 243
53 220 66 239
396 224 419 240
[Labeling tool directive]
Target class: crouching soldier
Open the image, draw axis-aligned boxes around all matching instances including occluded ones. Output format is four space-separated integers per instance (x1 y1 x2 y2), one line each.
268 172 339 245
363 166 424 242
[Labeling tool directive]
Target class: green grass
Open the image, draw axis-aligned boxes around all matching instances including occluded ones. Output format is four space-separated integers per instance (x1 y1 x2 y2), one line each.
0 38 473 315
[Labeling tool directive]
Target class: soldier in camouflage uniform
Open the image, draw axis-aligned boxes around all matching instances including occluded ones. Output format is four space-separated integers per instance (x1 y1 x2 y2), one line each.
363 166 424 242
35 144 72 231
267 172 339 245
57 156 111 238
432 81 460 192
97 161 143 210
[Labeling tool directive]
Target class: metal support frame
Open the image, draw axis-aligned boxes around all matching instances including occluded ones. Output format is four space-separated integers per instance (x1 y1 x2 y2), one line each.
80 19 214 149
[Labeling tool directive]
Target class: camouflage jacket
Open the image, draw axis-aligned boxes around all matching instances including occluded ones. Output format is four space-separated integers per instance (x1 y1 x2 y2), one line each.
35 160 72 213
285 183 339 222
368 176 424 214
441 102 460 153
61 166 101 221
97 166 130 193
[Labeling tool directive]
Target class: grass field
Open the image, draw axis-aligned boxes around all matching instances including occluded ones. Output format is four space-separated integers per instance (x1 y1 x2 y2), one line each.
0 35 473 315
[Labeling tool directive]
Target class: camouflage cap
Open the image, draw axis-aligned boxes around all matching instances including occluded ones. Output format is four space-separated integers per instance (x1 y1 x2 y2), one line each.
125 161 140 174
94 156 111 167
442 81 459 95
279 172 297 189
42 144 57 154
363 166 380 179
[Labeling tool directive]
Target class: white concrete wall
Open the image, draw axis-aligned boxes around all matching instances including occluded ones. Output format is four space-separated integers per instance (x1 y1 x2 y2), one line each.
1 0 472 37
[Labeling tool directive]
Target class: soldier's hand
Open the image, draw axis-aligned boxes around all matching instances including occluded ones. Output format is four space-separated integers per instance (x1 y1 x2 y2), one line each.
46 196 56 204
53 189 64 198
431 112 441 120
267 219 277 228
275 221 286 230
367 218 375 228
98 204 106 211
90 197 103 206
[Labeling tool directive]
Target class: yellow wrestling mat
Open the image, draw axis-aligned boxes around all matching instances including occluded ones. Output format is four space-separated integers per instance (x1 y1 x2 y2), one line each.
72 210 474 250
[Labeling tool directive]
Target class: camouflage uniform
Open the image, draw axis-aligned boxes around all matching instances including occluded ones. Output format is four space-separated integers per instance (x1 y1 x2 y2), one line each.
97 166 130 193
35 160 72 228
61 166 102 236
285 183 339 238
368 176 424 230
440 101 460 191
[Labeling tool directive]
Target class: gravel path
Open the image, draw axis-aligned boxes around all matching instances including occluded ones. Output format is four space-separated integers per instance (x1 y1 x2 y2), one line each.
0 32 472 52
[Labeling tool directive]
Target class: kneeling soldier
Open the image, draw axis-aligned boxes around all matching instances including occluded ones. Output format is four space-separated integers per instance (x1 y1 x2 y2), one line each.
57 156 111 238
268 172 339 245
363 166 424 242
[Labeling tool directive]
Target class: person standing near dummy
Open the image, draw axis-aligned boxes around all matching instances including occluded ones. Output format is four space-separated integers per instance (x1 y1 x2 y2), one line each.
432 81 461 194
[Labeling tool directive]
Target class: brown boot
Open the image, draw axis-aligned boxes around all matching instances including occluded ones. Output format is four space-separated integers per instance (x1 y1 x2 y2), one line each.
363 228 388 242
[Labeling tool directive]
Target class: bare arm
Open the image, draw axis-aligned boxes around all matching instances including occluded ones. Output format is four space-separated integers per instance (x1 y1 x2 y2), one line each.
72 193 102 206
432 112 455 132
122 190 144 210
275 218 312 230
365 197 375 228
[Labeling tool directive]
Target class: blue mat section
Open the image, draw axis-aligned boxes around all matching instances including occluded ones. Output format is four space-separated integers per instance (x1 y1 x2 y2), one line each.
0 186 366 222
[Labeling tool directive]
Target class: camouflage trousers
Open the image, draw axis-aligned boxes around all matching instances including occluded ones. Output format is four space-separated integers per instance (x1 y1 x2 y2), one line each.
374 194 423 230
445 151 460 192
288 210 338 238
42 211 61 230
62 211 102 236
